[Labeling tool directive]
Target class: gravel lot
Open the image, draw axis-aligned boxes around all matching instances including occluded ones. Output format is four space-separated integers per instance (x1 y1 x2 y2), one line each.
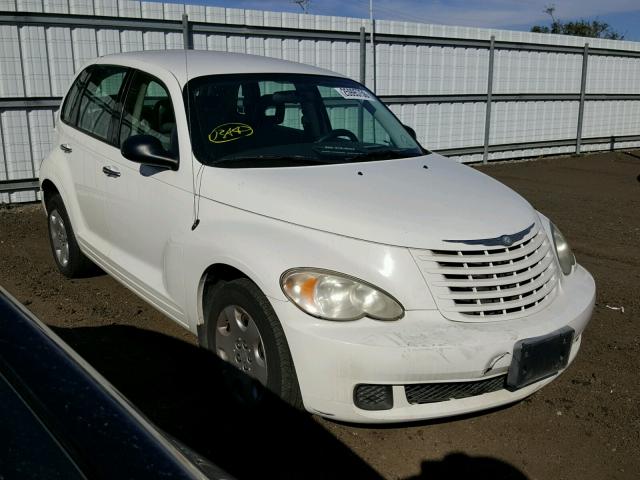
1 150 639 479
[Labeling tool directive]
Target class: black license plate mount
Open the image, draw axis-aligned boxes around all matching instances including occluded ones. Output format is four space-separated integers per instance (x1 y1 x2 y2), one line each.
506 327 574 391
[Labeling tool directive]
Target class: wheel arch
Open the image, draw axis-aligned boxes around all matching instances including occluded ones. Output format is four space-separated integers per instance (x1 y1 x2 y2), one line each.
41 179 60 212
196 263 255 347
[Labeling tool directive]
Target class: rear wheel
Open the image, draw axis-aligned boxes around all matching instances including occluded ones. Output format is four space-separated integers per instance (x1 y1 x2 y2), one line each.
204 278 303 409
46 194 95 278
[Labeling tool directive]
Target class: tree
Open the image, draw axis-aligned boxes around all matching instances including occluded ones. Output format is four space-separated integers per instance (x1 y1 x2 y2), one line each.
292 0 311 13
531 5 624 40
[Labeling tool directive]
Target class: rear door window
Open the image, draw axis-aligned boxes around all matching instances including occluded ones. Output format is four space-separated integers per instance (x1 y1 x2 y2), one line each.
76 65 128 142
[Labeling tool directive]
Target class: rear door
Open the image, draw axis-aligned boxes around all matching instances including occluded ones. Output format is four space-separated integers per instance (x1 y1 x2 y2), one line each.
54 68 88 223
61 65 129 257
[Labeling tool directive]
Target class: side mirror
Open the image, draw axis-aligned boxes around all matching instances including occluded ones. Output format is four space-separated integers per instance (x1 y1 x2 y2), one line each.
403 124 417 141
121 135 178 171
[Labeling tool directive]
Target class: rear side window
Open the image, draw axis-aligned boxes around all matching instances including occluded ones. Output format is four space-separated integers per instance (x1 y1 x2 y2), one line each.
119 71 178 158
76 65 128 142
60 69 90 126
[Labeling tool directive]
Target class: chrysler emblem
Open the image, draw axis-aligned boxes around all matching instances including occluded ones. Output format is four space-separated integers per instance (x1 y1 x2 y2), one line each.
443 223 534 247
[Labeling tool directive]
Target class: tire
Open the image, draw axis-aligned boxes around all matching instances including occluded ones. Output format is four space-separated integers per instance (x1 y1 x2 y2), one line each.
204 278 303 409
46 194 95 278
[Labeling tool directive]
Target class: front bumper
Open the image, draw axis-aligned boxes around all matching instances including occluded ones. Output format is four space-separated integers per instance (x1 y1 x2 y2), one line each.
270 265 595 423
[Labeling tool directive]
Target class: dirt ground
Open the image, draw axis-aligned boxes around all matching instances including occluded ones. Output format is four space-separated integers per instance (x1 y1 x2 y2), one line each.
1 150 639 479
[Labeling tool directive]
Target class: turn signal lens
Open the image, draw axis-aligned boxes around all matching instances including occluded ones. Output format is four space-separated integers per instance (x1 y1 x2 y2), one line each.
550 223 576 275
281 269 404 321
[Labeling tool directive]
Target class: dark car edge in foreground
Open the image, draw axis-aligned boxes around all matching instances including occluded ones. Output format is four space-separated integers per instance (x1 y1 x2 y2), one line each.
0 286 231 480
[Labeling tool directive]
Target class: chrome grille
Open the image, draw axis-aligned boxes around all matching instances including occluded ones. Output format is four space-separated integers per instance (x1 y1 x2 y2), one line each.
412 225 559 322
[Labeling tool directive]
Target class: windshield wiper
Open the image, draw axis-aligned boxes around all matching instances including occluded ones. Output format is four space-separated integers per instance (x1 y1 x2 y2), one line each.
342 148 423 162
212 154 325 167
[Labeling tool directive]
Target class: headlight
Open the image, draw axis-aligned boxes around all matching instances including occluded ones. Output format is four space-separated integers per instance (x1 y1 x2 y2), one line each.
280 269 404 321
550 223 576 275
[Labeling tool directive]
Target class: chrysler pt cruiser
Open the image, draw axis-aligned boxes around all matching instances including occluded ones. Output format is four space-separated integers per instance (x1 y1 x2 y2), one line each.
39 50 595 423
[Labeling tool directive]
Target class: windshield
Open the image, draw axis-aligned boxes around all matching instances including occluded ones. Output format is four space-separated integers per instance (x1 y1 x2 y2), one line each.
185 74 424 168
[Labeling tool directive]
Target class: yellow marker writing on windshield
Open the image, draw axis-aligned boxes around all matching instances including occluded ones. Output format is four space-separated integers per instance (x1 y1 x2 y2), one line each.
209 123 254 143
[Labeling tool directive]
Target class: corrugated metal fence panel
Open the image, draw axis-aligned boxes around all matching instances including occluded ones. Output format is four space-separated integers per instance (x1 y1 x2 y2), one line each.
94 0 117 16
0 119 6 203
586 55 640 94
490 101 579 144
583 101 640 138
48 27 76 95
22 25 51 96
0 25 25 97
44 0 69 14
389 102 486 151
581 140 640 153
1 110 37 202
487 145 577 163
376 46 490 96
2 1 640 201
493 51 583 93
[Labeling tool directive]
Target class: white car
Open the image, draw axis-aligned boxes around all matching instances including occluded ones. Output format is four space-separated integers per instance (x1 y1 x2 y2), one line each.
39 50 595 423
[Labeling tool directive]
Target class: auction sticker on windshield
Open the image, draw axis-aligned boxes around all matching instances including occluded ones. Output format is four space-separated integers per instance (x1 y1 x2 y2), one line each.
334 87 375 101
209 123 254 144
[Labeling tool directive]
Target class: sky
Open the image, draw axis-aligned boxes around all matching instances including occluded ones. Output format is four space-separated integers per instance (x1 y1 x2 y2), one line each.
177 0 640 41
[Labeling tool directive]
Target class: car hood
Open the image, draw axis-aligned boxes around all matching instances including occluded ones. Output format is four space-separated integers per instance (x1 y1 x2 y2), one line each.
201 153 539 249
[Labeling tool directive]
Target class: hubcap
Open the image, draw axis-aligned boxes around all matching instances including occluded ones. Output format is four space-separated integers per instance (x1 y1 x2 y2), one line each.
49 211 70 268
215 305 268 386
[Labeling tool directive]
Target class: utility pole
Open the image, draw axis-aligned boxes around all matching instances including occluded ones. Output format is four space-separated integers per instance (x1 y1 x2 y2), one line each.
370 0 376 92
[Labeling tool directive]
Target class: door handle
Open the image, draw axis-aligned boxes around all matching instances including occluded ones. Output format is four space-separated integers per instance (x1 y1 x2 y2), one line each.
102 166 121 178
59 144 72 153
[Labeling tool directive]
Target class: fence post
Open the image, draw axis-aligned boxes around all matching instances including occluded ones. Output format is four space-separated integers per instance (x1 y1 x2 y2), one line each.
182 13 191 49
358 27 366 140
359 26 366 84
576 43 589 154
482 35 495 164
370 21 377 92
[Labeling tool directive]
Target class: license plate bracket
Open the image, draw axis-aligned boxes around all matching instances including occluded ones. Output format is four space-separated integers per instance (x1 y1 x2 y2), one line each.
506 327 574 391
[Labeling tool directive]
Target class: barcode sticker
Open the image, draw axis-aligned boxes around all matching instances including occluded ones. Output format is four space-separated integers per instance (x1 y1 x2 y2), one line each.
333 87 375 101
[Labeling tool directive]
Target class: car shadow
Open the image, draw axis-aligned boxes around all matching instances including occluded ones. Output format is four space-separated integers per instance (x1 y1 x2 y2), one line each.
325 401 521 431
408 453 528 479
52 324 380 479
52 325 528 480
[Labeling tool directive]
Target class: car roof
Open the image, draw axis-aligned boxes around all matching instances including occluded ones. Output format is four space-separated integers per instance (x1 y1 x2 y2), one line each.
95 49 344 85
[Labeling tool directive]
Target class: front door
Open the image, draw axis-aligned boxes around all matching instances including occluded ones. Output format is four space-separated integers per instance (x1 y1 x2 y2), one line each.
102 69 191 323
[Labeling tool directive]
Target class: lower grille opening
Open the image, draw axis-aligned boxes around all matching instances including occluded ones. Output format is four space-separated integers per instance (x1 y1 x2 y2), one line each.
405 375 506 404
353 384 393 411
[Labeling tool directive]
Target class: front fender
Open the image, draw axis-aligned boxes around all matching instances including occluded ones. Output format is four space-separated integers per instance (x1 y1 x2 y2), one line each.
180 199 437 332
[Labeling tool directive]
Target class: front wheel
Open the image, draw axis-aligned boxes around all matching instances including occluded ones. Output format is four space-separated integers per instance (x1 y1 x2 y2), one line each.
204 278 303 409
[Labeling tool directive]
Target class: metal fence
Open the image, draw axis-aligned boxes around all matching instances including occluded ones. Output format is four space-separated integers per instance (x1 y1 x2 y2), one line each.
1 1 640 202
